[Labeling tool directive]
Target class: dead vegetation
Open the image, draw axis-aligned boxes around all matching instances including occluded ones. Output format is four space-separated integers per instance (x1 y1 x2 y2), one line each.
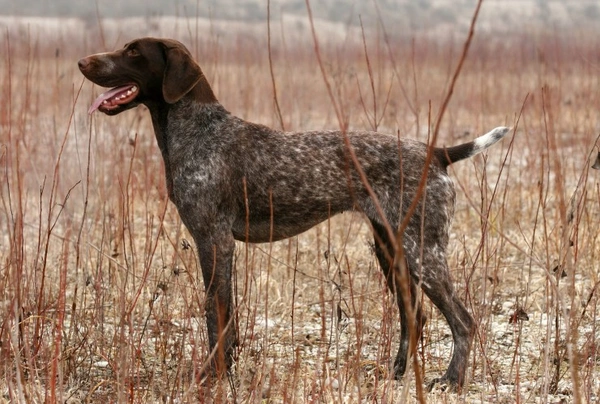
1 8 600 404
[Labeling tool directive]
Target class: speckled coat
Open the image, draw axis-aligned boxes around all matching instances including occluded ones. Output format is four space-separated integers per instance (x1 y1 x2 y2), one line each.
79 37 509 390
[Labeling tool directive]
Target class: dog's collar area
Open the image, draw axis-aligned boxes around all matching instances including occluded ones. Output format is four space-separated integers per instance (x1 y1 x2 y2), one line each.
88 84 139 114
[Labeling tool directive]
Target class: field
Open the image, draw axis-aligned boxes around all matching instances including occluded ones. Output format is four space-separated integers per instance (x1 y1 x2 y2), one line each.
2 6 600 404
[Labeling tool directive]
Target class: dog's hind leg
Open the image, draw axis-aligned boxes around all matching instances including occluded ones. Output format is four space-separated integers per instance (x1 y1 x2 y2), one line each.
371 220 425 380
419 250 475 391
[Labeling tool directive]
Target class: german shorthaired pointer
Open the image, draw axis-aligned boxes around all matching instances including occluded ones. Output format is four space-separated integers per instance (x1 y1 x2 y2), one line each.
78 37 509 390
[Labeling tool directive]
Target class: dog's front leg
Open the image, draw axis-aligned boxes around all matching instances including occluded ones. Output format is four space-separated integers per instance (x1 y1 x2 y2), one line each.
195 229 237 377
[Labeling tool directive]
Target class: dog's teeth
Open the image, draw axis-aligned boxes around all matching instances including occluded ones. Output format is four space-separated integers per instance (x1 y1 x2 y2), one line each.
102 100 108 104
131 86 137 92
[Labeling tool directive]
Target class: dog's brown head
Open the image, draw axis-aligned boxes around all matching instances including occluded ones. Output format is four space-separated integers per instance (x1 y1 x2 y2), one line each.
79 37 211 115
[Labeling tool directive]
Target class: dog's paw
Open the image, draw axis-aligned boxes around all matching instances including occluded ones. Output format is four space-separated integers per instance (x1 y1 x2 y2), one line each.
427 376 461 393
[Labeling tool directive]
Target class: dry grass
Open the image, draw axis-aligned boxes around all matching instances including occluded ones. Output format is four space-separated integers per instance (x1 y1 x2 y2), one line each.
1 12 600 404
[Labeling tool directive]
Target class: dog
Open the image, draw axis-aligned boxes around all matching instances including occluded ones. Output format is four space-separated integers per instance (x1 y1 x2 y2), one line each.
78 37 509 390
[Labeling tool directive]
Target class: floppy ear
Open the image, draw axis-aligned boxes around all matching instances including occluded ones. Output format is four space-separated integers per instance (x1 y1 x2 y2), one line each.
163 46 202 104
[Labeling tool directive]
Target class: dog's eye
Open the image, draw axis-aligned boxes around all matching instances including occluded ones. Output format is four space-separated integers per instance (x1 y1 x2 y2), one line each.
126 48 140 57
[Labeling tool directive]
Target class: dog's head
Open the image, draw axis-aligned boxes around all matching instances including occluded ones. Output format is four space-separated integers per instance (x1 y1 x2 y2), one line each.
78 37 203 115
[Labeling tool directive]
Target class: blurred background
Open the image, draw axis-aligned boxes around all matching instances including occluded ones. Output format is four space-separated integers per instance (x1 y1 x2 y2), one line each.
1 1 600 403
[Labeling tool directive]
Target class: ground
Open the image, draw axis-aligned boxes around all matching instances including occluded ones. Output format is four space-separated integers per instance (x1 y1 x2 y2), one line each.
1 10 600 403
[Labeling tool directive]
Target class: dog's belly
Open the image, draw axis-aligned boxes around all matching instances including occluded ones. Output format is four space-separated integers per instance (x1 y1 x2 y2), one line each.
231 220 324 243
231 204 349 243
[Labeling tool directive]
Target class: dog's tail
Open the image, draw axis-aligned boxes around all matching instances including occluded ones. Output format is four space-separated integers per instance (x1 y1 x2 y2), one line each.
435 126 511 168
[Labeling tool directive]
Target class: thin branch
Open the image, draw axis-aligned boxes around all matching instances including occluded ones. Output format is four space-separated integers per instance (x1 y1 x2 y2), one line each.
267 0 285 130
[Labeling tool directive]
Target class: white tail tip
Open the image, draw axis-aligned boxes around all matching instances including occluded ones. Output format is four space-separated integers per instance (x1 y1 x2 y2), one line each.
473 126 511 151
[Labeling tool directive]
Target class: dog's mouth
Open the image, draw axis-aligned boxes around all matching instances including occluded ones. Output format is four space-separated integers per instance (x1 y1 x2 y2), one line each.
88 84 139 114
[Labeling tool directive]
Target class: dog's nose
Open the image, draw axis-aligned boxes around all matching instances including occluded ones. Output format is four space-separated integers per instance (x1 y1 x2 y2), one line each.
78 58 89 70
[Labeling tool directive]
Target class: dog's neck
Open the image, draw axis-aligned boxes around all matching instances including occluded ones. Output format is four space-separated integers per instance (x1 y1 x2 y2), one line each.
188 73 218 104
145 104 174 199
146 73 219 147
145 82 224 201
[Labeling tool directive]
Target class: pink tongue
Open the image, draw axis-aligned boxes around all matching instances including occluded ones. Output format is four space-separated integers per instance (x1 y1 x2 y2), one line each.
88 85 134 114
